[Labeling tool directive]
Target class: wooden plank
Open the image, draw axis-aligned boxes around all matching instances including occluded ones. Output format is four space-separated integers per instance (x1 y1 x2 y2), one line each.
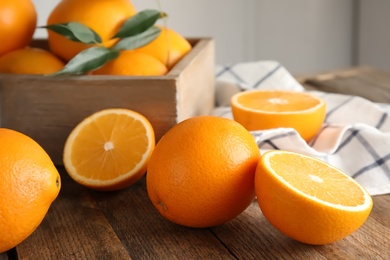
14 166 390 259
297 67 390 102
15 168 130 259
175 38 215 121
90 176 235 259
212 195 390 259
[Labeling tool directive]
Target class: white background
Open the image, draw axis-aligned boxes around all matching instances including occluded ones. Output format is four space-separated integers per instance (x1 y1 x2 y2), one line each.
31 0 388 75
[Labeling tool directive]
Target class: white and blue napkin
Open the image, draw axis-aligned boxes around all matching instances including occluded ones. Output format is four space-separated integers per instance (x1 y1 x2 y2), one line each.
213 60 390 196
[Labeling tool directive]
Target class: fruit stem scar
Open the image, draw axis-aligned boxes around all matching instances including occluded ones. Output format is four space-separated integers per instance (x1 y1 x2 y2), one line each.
104 141 114 151
309 174 323 183
267 98 288 105
56 176 61 188
157 201 167 211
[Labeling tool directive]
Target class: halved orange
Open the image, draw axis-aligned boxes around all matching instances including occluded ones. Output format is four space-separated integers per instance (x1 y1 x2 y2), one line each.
255 150 373 245
230 90 326 141
63 108 155 191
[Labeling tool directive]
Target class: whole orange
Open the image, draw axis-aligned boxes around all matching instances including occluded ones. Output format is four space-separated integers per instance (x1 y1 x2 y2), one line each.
0 47 65 75
146 116 260 228
0 0 37 57
0 128 61 253
136 26 192 69
92 51 167 76
47 0 137 61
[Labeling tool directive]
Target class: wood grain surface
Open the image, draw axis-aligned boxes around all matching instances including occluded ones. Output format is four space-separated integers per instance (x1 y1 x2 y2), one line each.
297 67 390 103
1 167 388 259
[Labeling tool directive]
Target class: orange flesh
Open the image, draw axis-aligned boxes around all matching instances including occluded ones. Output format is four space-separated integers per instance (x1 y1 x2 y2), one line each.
269 153 366 207
237 91 321 112
70 114 148 180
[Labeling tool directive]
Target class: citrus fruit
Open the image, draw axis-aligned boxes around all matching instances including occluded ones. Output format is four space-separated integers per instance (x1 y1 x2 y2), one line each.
146 116 260 228
135 26 192 69
63 108 155 191
92 51 168 76
0 47 65 75
255 150 373 245
47 0 137 61
0 0 37 57
0 128 61 253
230 90 326 141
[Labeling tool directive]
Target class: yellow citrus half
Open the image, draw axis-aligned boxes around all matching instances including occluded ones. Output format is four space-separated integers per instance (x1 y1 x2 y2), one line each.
231 90 326 141
63 108 155 191
255 150 373 245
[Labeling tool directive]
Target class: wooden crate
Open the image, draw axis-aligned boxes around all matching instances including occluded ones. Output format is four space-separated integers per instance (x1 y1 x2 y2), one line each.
0 38 215 165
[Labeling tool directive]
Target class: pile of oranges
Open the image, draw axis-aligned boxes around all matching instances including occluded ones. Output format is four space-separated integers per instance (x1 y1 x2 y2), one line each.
0 0 192 76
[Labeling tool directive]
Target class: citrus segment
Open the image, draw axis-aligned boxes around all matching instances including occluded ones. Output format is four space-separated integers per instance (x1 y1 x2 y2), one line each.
147 116 260 228
0 128 61 253
63 108 155 191
231 90 326 141
255 150 373 245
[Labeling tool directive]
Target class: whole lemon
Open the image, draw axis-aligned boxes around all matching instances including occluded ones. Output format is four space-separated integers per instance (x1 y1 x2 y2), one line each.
0 128 61 253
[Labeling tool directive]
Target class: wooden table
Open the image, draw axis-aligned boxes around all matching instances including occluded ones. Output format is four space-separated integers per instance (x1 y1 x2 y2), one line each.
1 168 389 259
2 67 390 259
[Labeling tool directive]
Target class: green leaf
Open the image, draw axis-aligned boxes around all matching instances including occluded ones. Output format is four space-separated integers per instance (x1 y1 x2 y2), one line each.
113 26 161 51
112 9 167 39
48 47 119 76
40 22 102 44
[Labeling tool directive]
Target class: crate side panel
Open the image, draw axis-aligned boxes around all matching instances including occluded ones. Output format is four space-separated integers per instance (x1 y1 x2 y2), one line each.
176 38 215 121
0 76 177 165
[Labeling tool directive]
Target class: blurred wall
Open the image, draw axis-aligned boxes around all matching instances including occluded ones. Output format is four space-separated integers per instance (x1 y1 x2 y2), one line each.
358 0 390 71
32 0 373 75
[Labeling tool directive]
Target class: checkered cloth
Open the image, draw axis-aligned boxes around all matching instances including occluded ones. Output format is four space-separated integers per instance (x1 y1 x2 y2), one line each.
213 61 390 196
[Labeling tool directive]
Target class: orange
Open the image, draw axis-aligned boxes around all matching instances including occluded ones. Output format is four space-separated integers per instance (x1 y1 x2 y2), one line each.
135 26 192 69
146 116 260 228
92 51 168 76
0 128 61 253
63 108 155 191
0 0 37 57
0 47 65 75
47 0 137 61
231 90 326 141
255 150 373 245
